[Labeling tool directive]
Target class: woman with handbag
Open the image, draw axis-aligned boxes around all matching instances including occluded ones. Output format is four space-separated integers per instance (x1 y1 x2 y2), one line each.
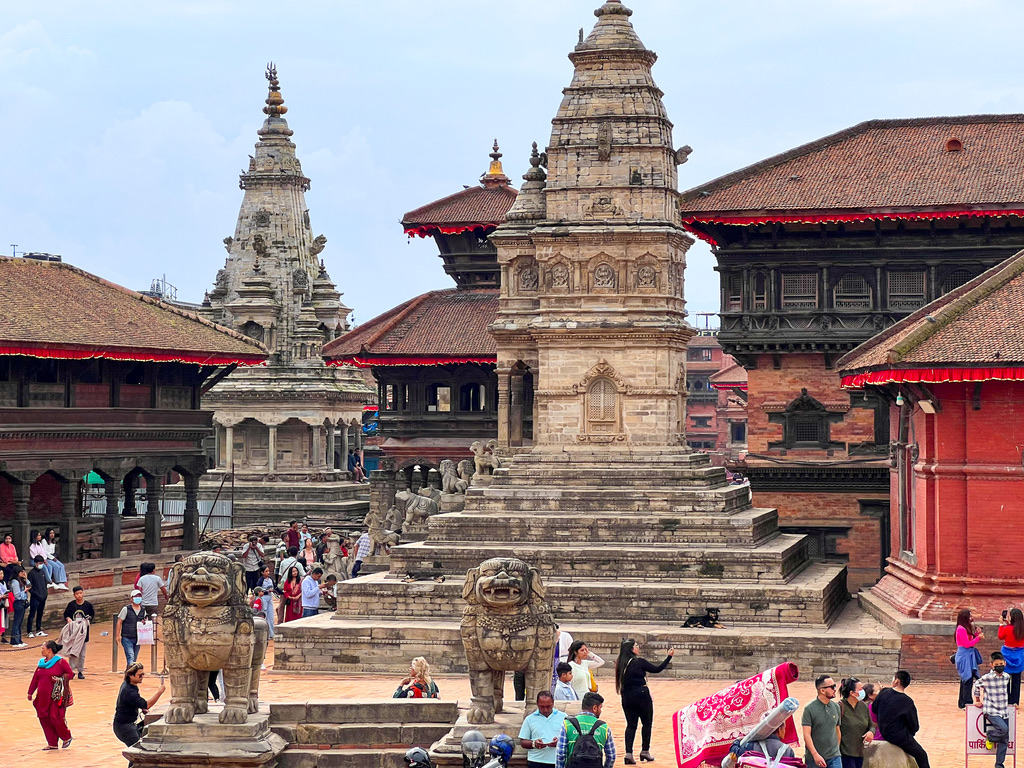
567 640 606 700
614 638 674 764
27 640 75 750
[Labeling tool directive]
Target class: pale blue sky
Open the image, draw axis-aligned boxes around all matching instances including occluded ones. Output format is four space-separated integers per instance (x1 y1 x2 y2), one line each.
5 1 1024 326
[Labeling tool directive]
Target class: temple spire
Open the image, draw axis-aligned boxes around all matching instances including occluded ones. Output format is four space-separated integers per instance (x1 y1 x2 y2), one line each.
481 139 510 188
258 62 293 137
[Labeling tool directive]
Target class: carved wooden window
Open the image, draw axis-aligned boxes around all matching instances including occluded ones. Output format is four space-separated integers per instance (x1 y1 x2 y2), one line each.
459 383 486 412
687 348 713 362
426 384 451 413
887 270 926 310
833 273 872 309
724 274 742 311
941 269 973 294
730 422 747 443
586 378 617 431
781 273 818 309
753 272 768 310
384 384 396 410
691 416 712 428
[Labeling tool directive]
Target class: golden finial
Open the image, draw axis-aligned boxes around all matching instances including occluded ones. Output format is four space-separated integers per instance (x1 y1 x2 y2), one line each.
263 62 288 117
487 139 504 176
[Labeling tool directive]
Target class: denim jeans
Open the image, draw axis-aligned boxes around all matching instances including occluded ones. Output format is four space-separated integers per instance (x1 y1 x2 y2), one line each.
43 558 67 584
302 607 318 618
987 714 1009 767
11 599 27 644
122 637 140 666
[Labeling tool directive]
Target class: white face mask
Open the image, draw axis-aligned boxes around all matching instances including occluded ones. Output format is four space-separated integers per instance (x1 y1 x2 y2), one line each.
36 563 45 569
857 690 866 701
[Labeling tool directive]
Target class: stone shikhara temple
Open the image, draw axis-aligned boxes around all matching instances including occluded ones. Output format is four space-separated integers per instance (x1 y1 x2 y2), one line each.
275 0 900 679
199 66 374 525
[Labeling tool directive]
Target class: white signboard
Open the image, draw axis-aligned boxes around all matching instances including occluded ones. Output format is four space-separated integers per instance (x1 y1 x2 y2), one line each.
966 705 1016 758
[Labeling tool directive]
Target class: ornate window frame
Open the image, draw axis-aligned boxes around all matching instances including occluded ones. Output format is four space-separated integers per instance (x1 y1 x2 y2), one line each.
573 359 629 442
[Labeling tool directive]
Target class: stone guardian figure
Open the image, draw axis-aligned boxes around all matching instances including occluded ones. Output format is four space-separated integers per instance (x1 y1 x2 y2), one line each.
460 556 556 724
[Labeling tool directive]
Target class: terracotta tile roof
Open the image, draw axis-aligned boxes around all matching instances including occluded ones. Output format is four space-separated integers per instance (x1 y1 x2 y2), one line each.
709 361 748 387
0 256 267 364
681 115 1024 218
837 249 1024 383
402 184 517 237
322 288 498 365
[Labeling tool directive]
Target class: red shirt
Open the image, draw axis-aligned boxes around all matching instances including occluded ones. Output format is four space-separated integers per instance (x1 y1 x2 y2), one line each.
284 529 300 552
998 625 1024 648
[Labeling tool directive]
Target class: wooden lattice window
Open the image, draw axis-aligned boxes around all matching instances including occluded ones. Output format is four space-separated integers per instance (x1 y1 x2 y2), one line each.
941 269 973 294
887 270 926 310
753 272 768 310
781 273 818 309
833 273 872 309
724 274 742 311
587 378 617 432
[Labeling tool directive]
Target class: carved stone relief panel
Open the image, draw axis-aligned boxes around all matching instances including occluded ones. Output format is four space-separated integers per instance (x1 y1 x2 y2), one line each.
593 262 617 291
548 259 571 293
252 210 271 227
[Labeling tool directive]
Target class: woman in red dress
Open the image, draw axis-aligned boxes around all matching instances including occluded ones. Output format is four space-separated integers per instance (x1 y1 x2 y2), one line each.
27 639 74 750
281 566 303 623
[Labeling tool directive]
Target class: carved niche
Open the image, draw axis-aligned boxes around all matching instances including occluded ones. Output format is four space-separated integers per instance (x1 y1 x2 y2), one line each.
597 123 613 161
252 210 271 227
548 259 571 293
592 260 617 292
515 259 539 294
635 255 660 292
573 359 629 442
292 268 309 293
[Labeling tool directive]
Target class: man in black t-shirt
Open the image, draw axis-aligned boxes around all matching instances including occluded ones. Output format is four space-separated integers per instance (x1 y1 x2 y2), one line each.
63 585 95 679
874 670 930 768
113 662 166 749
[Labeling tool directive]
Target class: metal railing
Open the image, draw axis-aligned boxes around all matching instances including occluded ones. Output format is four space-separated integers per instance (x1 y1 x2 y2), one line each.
82 497 232 532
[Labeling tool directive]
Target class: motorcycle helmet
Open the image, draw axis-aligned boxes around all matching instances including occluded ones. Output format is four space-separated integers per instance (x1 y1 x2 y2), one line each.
461 730 488 768
404 747 433 768
488 733 516 767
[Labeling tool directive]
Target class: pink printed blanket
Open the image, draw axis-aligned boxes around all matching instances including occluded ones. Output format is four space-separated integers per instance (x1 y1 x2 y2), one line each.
673 662 800 768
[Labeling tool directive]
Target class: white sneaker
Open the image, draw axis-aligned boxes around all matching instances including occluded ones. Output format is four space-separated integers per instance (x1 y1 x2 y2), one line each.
37 631 48 637
27 632 35 638
15 642 28 648
59 584 69 590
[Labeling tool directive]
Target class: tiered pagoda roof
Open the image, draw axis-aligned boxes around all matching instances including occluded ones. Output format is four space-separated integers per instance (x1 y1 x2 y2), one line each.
0 256 267 365
322 288 498 367
838 248 1024 387
680 114 1024 244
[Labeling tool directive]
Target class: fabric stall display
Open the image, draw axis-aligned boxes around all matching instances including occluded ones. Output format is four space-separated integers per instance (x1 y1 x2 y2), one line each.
673 662 800 768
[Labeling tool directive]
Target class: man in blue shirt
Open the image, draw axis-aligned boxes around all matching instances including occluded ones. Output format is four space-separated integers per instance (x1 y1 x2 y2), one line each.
520 691 566 768
300 567 323 618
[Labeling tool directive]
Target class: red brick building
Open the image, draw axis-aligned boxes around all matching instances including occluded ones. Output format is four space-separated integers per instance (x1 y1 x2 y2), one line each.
684 331 747 463
839 250 1024 624
709 359 748 463
679 116 1024 592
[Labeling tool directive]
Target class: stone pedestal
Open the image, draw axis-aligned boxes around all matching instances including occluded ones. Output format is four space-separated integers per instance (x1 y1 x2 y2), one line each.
124 711 286 768
439 493 466 513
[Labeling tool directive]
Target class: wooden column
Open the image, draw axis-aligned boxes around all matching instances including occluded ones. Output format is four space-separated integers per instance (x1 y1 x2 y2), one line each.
144 475 162 555
123 474 137 517
102 477 121 559
58 480 78 563
182 474 200 551
268 425 278 473
11 482 31 565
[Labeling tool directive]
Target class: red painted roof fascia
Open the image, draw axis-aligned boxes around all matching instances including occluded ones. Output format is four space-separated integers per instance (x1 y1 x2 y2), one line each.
404 223 500 239
681 208 1024 248
841 366 1024 388
0 344 266 366
327 355 497 369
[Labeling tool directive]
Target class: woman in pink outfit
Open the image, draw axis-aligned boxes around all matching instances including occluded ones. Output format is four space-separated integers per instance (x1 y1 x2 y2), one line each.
954 608 983 708
27 640 75 750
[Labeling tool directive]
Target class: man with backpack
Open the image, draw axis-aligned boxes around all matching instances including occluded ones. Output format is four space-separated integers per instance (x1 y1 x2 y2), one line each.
555 691 616 768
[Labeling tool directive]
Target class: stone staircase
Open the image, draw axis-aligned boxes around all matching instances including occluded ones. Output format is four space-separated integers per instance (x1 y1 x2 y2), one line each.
170 479 370 527
271 700 458 768
276 448 899 678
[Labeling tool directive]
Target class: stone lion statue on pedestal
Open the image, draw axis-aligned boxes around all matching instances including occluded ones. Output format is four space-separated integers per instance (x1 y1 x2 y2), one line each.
162 552 269 725
460 556 555 724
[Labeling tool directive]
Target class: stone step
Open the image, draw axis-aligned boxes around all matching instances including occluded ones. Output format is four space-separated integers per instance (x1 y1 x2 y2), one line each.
281 722 454 747
387 535 809 582
272 602 900 681
425 509 779 546
465 484 751 514
334 561 848 626
279 748 408 768
269 699 459 725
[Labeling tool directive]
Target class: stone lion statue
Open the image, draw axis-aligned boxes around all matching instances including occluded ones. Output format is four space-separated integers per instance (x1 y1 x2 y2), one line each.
395 488 439 528
310 233 327 257
441 459 470 494
460 557 555 724
364 507 400 555
470 441 498 478
322 533 347 580
162 552 269 725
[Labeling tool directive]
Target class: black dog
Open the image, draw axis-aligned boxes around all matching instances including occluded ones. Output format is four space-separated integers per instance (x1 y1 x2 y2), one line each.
683 607 724 628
